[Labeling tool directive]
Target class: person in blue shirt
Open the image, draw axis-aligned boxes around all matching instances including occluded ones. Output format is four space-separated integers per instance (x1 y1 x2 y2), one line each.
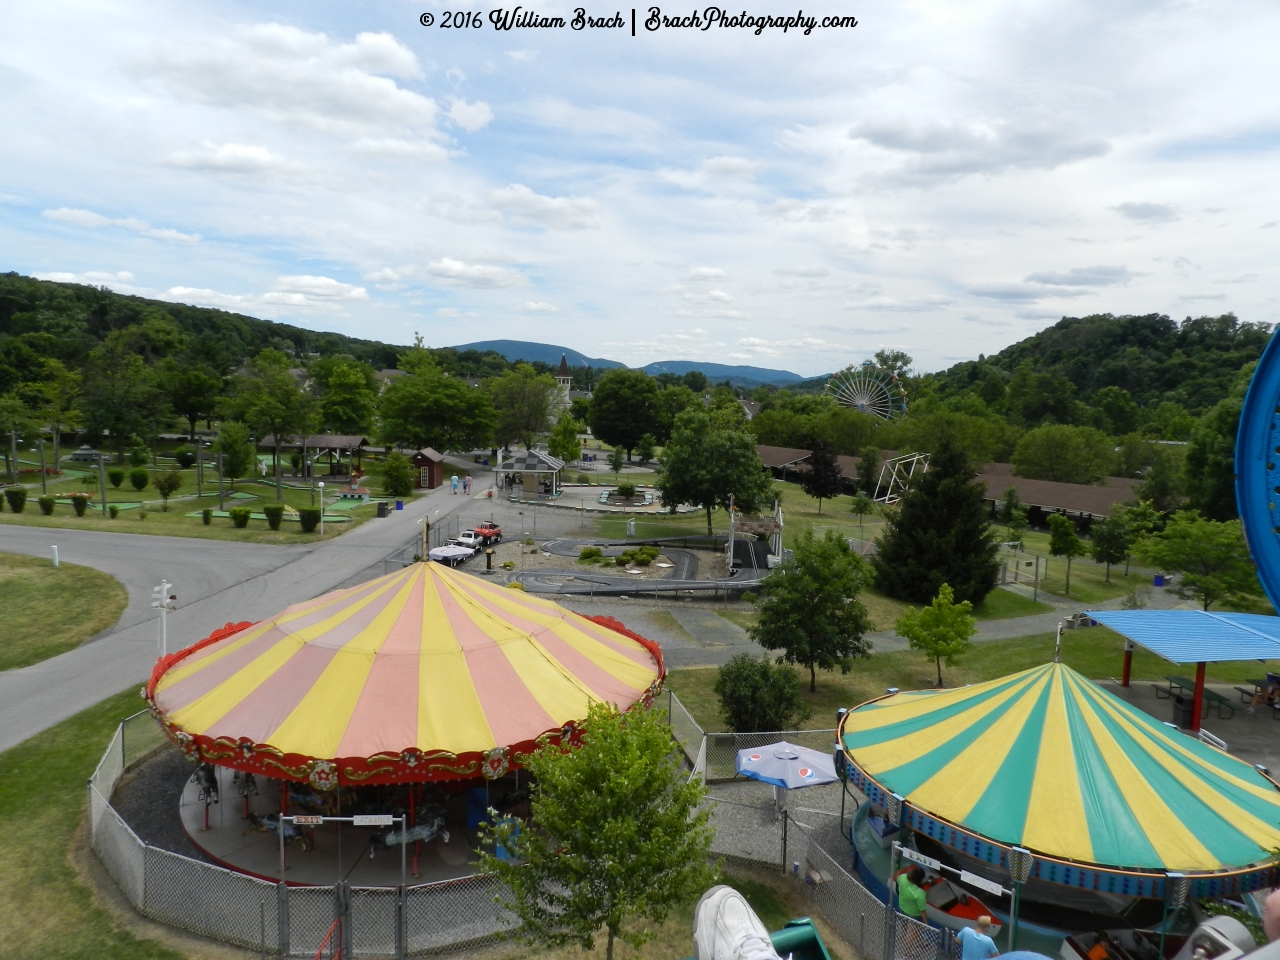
958 916 1000 960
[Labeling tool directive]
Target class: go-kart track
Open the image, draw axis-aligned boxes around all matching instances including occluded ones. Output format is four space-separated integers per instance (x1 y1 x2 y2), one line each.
503 537 771 596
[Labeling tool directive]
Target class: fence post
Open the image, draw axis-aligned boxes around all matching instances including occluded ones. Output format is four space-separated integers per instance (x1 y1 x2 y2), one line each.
340 881 352 958
396 885 407 959
259 899 266 957
277 882 289 957
120 720 127 771
781 810 788 874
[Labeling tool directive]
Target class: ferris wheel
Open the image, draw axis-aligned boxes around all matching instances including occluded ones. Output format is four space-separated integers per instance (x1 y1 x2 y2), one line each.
825 362 908 420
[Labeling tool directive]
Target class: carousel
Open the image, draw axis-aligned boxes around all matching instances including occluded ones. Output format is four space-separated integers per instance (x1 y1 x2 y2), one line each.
146 560 664 886
839 661 1280 957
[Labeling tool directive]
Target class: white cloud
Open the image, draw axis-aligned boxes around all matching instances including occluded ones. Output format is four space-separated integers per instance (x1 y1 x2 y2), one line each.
1023 265 1136 286
506 50 537 62
700 156 760 178
448 98 494 132
687 267 727 281
1113 202 1178 223
842 295 951 311
42 207 200 243
774 266 829 278
490 184 598 229
851 118 1109 185
522 301 557 312
424 257 522 288
166 142 293 174
270 275 368 301
133 24 438 140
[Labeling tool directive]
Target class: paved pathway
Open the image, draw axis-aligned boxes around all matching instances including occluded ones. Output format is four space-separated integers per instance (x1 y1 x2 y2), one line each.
0 471 483 752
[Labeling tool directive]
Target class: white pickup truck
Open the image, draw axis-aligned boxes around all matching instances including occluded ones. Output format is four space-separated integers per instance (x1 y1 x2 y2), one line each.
451 531 484 552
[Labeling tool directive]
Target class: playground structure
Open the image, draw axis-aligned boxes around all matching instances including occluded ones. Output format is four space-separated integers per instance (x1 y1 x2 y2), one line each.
873 452 929 504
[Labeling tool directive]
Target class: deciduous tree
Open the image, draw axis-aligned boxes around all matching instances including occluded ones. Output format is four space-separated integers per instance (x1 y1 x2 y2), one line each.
213 420 255 489
749 529 873 691
1048 513 1087 596
894 583 976 687
547 411 582 464
1090 514 1131 583
800 439 843 514
478 702 713 960
487 363 560 450
1012 424 1115 483
714 654 811 732
223 349 318 500
588 368 661 459
377 357 497 453
1135 511 1260 610
657 408 773 535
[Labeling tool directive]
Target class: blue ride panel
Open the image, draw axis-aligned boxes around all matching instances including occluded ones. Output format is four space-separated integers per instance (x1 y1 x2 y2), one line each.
1235 328 1280 613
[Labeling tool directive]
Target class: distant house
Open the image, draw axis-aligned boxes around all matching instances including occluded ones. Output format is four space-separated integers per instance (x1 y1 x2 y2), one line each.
260 434 369 473
374 368 407 393
411 448 445 489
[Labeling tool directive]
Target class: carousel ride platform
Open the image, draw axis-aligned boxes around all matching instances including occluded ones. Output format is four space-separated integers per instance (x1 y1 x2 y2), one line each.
179 765 477 887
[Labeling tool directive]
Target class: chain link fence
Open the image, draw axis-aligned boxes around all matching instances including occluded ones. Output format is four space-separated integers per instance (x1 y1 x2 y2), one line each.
92 703 942 960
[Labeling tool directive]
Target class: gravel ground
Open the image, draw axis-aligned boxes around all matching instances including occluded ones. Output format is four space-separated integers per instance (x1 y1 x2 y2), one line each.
112 746 216 862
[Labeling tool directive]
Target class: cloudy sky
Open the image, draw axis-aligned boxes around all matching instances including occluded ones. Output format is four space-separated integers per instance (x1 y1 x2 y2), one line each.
2 0 1277 375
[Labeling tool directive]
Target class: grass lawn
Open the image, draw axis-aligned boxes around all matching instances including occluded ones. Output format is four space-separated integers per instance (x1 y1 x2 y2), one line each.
0 689 184 960
0 553 127 671
665 625 1280 732
0 478 410 544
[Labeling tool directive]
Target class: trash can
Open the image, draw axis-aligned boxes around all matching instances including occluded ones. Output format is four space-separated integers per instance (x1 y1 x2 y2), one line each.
395 499 403 510
376 501 389 518
1153 573 1166 587
1172 694 1194 728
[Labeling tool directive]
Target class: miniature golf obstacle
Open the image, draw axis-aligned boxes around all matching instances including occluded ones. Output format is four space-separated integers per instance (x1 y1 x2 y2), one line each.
147 560 664 788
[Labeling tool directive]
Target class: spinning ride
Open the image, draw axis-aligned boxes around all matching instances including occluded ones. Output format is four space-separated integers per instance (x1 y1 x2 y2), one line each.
840 662 1280 951
147 560 664 789
825 363 908 420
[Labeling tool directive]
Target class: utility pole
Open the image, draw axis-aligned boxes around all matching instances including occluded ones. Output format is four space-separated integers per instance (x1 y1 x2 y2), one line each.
38 439 47 495
318 482 325 536
97 454 108 517
217 453 225 511
151 581 176 658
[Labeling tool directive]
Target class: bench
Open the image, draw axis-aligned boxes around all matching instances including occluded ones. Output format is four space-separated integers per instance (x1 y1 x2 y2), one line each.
1153 676 1234 718
1203 689 1234 719
1237 686 1259 704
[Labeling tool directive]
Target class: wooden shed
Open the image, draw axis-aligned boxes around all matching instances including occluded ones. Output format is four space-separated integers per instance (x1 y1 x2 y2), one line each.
411 448 445 489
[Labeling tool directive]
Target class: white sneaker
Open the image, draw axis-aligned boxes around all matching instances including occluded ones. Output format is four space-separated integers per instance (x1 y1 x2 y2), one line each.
693 885 786 960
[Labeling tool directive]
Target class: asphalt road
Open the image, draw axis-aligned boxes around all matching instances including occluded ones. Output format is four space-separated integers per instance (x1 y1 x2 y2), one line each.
0 472 479 753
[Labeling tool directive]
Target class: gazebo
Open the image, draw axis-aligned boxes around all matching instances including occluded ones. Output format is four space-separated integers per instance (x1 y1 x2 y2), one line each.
840 661 1280 940
498 449 566 497
146 561 664 883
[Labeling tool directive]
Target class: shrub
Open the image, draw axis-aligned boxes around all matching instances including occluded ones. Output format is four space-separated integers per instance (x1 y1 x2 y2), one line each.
635 554 652 566
229 507 251 528
577 473 589 484
129 468 149 491
501 560 516 570
506 581 526 591
615 551 634 567
4 488 26 513
174 445 197 469
153 468 182 510
263 503 285 531
289 451 303 475
713 654 811 732
70 494 89 517
382 451 416 498
579 546 603 561
298 507 321 533
127 445 150 468
616 481 637 499
109 504 119 519
138 509 147 520
37 495 54 516
107 468 125 489
202 508 213 525
523 536 534 546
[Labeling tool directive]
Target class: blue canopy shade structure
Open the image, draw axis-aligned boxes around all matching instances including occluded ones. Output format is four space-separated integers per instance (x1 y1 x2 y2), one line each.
1086 610 1280 663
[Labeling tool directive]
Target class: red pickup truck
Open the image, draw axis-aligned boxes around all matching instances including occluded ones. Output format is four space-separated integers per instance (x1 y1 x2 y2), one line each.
473 522 503 545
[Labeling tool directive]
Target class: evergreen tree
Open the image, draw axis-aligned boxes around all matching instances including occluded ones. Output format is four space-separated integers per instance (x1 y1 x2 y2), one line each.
857 445 880 495
800 439 843 513
871 442 1000 605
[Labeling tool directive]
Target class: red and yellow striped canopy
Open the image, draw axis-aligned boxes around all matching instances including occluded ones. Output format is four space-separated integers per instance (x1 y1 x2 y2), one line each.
147 562 664 788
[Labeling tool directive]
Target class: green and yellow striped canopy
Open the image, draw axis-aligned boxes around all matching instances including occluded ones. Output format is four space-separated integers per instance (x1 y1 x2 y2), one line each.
840 663 1280 874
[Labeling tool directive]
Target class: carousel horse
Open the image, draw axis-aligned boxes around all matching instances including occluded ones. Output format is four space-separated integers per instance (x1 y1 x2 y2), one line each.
243 812 315 851
368 815 449 858
233 771 258 799
192 763 219 804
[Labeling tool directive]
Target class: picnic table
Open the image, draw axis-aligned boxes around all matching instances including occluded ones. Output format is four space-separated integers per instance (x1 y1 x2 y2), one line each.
1234 677 1280 718
1152 675 1234 719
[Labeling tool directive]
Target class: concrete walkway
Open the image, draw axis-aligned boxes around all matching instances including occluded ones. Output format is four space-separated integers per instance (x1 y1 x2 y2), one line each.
0 474 482 752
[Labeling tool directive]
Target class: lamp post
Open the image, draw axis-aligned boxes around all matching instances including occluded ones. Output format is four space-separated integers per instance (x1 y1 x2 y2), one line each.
38 439 47 495
151 580 176 658
317 482 325 536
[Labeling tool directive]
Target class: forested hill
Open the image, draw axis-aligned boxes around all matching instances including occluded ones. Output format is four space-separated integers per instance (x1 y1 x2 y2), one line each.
0 272 410 378
927 313 1272 413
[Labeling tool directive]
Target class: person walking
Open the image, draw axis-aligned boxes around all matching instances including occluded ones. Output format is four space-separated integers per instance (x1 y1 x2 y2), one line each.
464 475 472 494
450 474 459 495
894 866 928 921
958 916 1000 960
